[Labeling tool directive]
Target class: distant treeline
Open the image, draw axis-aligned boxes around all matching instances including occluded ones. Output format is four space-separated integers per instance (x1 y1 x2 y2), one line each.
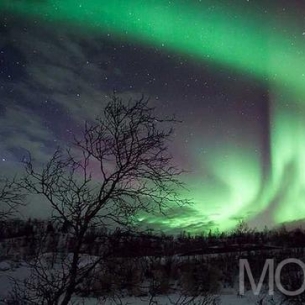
1 218 305 300
1 218 305 258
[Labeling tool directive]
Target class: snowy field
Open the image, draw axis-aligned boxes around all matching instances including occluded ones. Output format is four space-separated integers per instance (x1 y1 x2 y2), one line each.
76 294 280 305
0 259 284 305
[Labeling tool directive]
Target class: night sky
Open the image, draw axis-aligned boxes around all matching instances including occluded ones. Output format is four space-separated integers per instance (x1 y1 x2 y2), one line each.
1 0 305 234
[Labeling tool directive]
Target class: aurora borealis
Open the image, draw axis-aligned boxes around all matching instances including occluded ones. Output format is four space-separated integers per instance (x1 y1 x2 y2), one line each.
1 0 305 233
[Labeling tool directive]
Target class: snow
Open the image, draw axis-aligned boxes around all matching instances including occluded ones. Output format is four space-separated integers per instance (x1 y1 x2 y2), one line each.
0 262 10 272
77 294 279 305
0 263 31 299
0 259 285 304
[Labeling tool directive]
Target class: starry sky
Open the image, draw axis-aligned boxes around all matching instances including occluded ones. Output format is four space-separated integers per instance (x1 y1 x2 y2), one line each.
1 0 305 234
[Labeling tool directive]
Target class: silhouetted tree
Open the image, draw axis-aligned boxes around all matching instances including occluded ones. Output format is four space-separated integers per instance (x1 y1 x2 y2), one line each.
0 177 25 221
14 95 188 305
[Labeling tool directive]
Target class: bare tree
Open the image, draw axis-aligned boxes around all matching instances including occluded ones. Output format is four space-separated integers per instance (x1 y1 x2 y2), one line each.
0 177 25 221
14 95 189 305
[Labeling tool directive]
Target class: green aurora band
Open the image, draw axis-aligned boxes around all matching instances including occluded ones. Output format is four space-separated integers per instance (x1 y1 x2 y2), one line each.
2 0 305 232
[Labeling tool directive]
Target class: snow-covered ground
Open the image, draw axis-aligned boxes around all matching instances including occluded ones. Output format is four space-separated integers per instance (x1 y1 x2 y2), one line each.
73 294 281 305
0 259 284 304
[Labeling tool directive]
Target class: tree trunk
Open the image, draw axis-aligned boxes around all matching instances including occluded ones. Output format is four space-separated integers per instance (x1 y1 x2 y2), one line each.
59 243 81 305
60 286 75 305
